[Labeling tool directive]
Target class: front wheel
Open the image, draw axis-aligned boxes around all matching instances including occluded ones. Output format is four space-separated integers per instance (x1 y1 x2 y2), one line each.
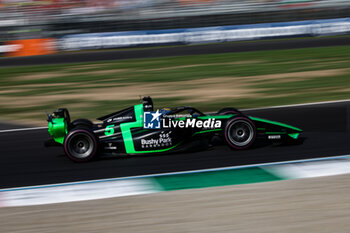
224 117 256 149
64 128 98 162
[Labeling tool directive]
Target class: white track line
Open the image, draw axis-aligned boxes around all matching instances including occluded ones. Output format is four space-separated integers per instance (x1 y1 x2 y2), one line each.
0 126 48 133
1 98 350 133
242 98 350 111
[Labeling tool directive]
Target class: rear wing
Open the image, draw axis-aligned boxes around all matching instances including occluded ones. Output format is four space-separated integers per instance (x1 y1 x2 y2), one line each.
47 108 70 144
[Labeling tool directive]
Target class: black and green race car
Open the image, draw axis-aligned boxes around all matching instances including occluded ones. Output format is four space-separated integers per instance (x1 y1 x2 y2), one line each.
46 97 303 162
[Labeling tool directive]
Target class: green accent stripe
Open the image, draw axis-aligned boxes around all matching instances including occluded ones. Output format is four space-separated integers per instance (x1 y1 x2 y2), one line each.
153 167 282 191
198 114 235 120
265 132 287 134
132 129 149 135
120 104 144 154
288 133 300 139
192 128 222 136
249 116 302 132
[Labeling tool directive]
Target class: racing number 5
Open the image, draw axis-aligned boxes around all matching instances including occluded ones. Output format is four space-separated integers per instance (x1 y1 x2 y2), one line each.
105 125 115 136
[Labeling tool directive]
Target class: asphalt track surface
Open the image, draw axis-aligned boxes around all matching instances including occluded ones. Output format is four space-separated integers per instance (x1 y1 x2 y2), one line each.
1 101 350 189
1 37 350 189
1 36 350 66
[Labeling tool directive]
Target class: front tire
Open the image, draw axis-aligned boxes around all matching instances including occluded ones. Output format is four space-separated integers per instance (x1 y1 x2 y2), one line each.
64 128 98 162
224 117 256 149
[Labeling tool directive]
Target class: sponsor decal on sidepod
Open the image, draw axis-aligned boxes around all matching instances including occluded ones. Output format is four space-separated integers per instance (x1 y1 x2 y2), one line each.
143 110 221 129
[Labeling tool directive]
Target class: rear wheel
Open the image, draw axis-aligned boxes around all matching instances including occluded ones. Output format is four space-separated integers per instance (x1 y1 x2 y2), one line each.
224 117 256 149
70 118 93 129
218 107 242 115
64 127 98 162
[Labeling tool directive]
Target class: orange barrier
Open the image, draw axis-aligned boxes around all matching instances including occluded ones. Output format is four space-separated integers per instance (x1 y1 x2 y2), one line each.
6 38 57 57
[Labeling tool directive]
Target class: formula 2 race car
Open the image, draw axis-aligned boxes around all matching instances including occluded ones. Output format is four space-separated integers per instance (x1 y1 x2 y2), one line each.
45 97 302 162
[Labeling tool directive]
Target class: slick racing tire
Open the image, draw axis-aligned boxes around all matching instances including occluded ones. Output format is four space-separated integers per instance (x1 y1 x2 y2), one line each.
224 117 256 149
71 118 93 129
64 127 98 162
218 107 242 115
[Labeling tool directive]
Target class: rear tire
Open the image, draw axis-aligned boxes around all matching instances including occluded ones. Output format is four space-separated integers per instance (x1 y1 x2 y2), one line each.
70 119 93 129
64 127 98 162
218 107 242 115
224 117 256 149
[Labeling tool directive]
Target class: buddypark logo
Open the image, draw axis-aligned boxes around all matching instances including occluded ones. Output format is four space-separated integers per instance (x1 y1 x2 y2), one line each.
143 110 221 129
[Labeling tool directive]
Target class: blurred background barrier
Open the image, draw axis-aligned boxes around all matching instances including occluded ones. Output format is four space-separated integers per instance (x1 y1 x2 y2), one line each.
0 44 21 53
59 18 350 51
5 38 57 57
0 0 350 55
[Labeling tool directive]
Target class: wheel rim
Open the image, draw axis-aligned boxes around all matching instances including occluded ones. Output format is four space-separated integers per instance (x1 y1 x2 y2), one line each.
228 120 254 147
68 133 94 159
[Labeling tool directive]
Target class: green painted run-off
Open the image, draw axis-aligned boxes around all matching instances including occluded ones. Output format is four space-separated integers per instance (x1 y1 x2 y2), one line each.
153 167 282 191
